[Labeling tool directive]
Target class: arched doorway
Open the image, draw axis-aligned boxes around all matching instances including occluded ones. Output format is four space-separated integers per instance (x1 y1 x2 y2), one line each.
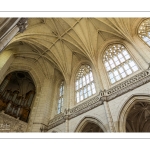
75 117 106 132
0 71 35 122
126 101 150 132
118 95 150 132
81 122 103 132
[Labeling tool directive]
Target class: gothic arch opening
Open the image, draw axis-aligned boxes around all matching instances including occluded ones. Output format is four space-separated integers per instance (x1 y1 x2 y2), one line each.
126 101 150 132
118 95 150 132
80 122 103 132
0 71 36 122
75 117 106 132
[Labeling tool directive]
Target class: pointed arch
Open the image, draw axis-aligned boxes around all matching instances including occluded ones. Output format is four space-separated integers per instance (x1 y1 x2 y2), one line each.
75 116 107 132
138 18 150 47
118 94 150 132
0 71 35 122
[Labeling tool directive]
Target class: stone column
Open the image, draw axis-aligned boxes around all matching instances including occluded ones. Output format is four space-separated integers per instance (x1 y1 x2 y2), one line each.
29 78 52 132
65 119 69 132
63 80 70 132
0 18 20 41
0 18 28 52
102 96 116 132
64 108 70 132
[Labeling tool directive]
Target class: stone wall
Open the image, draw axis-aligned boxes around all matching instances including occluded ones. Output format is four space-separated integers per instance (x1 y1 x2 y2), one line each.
0 111 27 132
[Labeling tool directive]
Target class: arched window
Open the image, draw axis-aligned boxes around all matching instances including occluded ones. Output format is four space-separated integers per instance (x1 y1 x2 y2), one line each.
57 81 64 114
75 65 96 103
103 44 139 84
138 19 150 46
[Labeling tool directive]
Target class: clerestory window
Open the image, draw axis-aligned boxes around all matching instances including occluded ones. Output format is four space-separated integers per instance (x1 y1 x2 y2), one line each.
75 65 96 103
57 81 64 114
138 18 150 46
103 44 139 84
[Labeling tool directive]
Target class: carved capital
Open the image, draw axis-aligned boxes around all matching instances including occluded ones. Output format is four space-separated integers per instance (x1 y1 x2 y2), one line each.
63 109 71 120
63 115 69 120
17 18 28 33
100 96 108 102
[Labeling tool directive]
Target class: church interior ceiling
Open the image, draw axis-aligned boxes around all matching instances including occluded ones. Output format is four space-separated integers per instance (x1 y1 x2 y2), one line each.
5 18 140 79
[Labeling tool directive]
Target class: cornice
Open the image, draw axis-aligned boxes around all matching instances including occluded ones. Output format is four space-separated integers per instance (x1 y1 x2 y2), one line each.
47 69 150 131
106 70 150 101
48 113 65 130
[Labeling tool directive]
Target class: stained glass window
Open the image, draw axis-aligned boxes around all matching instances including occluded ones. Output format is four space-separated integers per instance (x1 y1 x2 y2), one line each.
138 19 150 46
57 81 64 114
103 44 139 84
75 65 96 103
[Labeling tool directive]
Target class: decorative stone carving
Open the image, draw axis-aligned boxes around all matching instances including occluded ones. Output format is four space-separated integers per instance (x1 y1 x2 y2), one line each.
17 18 28 33
63 108 70 120
69 95 102 119
0 111 27 132
48 113 65 130
107 70 150 101
47 69 150 131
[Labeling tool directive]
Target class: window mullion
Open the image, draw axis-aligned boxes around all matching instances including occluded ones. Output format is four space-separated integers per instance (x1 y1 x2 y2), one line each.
57 82 64 114
121 51 127 61
112 69 117 82
75 65 96 103
107 58 112 69
127 59 135 73
104 44 139 84
126 60 132 71
116 66 121 79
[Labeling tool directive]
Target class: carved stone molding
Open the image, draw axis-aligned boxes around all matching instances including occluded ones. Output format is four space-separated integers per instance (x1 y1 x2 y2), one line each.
106 70 150 101
48 113 65 130
47 69 150 131
69 95 102 119
0 111 27 132
17 18 28 33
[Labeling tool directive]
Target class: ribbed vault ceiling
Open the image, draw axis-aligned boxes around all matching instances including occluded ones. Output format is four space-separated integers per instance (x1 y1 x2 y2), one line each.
6 18 139 79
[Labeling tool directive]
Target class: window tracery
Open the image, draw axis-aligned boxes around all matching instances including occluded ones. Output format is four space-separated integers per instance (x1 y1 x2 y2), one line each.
57 81 64 114
138 19 150 46
103 44 139 84
75 65 96 103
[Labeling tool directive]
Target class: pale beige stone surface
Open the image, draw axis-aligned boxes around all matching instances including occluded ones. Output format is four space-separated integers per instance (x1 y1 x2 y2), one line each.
0 18 150 132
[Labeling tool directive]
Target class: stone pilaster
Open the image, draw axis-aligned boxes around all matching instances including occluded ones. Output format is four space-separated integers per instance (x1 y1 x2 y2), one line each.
0 18 28 52
102 95 116 132
64 108 70 132
29 78 52 132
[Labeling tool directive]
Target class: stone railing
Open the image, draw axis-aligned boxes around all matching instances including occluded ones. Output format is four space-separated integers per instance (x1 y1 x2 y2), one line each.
106 70 150 101
48 113 65 130
0 111 27 132
47 69 150 131
69 95 102 119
